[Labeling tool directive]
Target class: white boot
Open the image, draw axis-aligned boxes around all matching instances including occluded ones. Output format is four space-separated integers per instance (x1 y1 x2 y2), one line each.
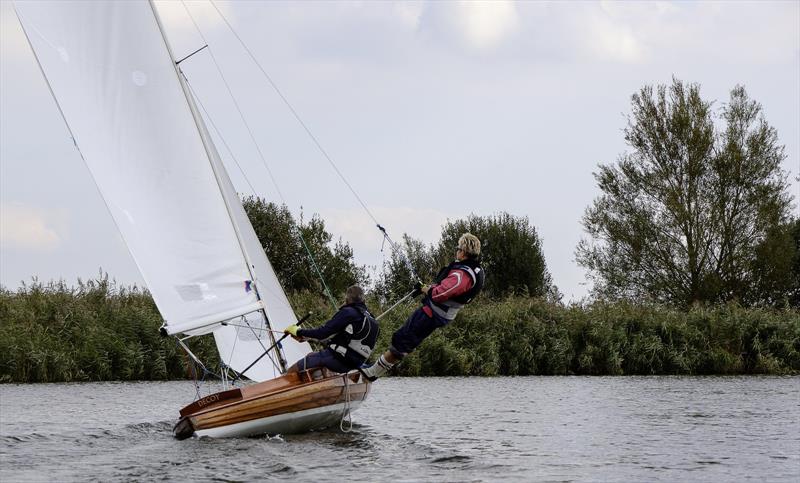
361 355 393 381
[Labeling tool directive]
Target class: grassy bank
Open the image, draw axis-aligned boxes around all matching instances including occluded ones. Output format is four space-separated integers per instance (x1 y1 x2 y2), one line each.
1 280 798 382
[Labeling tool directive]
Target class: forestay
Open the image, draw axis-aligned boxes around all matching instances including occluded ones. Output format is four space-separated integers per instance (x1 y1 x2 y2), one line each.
16 0 310 381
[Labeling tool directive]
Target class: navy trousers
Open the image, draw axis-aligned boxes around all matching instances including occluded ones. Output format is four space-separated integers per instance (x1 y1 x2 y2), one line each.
390 306 449 355
293 348 352 373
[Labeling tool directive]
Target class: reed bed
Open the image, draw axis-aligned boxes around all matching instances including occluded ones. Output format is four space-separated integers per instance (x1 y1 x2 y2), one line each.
376 298 800 377
0 279 218 383
1 281 797 382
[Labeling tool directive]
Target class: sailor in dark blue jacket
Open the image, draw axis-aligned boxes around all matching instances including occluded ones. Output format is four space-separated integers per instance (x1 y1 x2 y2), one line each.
284 285 379 374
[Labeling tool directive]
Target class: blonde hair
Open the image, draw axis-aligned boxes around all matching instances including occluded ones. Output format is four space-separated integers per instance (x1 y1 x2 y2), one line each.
458 233 481 258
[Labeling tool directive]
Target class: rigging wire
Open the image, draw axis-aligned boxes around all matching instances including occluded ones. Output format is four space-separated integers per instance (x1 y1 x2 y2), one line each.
183 76 299 375
181 1 285 202
207 0 422 284
182 73 259 196
181 0 339 309
184 72 318 314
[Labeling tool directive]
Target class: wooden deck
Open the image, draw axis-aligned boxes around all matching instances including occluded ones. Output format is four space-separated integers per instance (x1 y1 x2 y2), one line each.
174 369 370 439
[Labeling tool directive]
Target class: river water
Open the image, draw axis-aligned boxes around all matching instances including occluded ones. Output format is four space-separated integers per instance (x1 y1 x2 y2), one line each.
1 376 798 482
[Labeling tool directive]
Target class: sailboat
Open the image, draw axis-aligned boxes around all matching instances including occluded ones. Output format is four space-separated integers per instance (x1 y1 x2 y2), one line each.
15 0 371 438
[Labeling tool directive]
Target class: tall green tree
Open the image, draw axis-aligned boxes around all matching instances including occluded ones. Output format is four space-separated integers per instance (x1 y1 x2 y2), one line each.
375 234 438 301
577 79 793 307
242 196 368 301
436 213 558 299
377 213 557 301
750 218 800 307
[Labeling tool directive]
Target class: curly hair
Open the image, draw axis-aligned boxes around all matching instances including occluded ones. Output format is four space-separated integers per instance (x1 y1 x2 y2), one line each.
458 233 481 258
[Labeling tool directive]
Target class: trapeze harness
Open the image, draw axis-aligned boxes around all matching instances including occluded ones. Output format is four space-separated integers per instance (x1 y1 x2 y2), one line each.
328 306 379 367
427 260 485 321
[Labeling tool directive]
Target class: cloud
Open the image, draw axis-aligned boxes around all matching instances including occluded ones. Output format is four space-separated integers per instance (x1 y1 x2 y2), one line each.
584 14 645 63
454 0 520 51
0 2 34 62
393 1 424 31
582 1 799 65
0 203 62 252
154 0 233 38
419 1 520 53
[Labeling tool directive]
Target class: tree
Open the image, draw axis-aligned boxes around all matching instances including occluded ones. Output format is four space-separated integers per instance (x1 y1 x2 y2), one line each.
577 79 793 307
436 213 558 300
376 213 558 301
242 196 368 300
374 234 438 301
751 218 800 308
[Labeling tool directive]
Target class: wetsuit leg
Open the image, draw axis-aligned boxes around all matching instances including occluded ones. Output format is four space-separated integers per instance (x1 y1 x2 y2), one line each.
295 349 352 373
390 307 443 355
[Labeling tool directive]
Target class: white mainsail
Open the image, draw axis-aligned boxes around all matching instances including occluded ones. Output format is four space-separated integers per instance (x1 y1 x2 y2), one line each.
15 0 311 381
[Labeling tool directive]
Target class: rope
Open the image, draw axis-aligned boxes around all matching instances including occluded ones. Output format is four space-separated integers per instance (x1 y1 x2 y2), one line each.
177 338 221 400
182 73 258 196
209 0 378 225
184 340 202 400
339 373 353 432
241 315 283 374
295 223 339 309
207 0 422 286
376 289 416 320
377 225 423 284
181 0 338 310
186 71 330 312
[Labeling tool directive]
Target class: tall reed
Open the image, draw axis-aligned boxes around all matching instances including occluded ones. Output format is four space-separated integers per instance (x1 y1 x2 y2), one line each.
0 277 218 383
370 297 800 377
1 280 797 382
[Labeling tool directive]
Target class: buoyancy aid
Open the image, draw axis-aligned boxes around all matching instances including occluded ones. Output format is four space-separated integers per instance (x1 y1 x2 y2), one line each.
328 304 379 366
427 258 485 321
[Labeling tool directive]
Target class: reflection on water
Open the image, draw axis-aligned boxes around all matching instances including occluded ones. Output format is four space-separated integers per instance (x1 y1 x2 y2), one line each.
1 377 798 481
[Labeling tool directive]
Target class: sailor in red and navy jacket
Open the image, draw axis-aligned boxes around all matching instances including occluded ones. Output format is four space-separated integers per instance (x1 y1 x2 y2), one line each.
422 257 484 323
361 233 484 381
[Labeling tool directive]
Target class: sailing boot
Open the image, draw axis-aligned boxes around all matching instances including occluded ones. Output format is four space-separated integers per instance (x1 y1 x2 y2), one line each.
360 354 395 382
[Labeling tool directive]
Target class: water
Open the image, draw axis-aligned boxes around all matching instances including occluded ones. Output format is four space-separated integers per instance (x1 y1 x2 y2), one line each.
1 377 798 482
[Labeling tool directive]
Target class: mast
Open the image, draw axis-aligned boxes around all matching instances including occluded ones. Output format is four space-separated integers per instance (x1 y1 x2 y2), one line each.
147 1 286 373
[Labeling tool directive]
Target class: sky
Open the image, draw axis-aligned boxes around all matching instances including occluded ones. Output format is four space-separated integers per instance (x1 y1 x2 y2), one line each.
1 0 798 302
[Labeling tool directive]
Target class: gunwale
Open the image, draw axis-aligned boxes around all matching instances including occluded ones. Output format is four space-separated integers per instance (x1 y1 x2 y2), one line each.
174 369 370 438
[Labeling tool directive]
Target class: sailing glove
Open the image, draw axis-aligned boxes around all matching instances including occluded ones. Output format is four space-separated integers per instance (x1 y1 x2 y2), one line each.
284 324 300 337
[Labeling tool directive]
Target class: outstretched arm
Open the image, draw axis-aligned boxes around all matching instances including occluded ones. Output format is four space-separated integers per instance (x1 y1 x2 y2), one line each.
297 308 352 341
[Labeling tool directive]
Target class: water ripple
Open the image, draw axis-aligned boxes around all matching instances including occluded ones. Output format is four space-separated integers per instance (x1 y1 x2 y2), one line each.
1 376 798 482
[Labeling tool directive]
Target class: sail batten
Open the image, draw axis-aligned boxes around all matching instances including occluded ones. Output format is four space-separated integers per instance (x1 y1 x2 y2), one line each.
16 0 310 381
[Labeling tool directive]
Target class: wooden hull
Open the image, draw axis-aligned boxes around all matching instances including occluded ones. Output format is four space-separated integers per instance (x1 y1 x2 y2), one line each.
174 368 370 439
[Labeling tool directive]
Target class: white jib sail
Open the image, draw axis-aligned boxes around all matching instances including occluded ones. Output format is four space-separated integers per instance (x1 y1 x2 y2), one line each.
15 0 311 381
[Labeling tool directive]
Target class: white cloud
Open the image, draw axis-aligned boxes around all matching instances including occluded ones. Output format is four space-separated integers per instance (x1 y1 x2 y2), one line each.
585 15 645 63
0 203 61 252
394 1 424 30
585 1 798 65
0 2 33 62
454 0 520 51
154 0 232 37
